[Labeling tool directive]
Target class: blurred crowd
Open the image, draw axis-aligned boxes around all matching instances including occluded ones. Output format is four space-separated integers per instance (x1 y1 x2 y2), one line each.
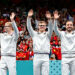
0 6 75 60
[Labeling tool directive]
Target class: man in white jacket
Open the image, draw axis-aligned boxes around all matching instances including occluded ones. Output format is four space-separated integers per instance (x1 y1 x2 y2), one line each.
0 12 19 75
53 11 75 75
27 9 54 75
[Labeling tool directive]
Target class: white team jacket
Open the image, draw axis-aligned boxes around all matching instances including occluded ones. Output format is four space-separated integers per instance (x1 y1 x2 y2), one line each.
0 21 19 56
54 20 75 57
27 17 54 54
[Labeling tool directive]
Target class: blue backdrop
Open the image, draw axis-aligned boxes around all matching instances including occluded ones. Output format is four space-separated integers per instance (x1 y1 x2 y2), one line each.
7 60 61 75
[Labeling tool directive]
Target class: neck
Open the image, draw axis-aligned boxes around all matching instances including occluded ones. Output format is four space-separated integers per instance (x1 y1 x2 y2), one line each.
39 30 45 33
66 30 73 33
7 30 13 35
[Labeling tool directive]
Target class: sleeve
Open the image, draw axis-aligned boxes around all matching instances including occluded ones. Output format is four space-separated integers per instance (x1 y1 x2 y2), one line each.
12 21 19 40
27 17 35 37
74 31 75 37
0 33 1 47
47 20 54 38
35 20 38 28
53 20 61 37
0 34 1 46
0 34 1 56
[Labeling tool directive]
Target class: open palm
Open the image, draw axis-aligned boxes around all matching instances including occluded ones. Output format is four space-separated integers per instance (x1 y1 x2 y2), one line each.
53 10 60 19
28 9 33 17
10 12 15 21
45 11 51 19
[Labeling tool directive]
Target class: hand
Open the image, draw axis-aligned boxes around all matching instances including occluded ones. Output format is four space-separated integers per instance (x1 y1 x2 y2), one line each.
10 12 16 21
45 11 51 19
28 9 33 17
53 10 60 19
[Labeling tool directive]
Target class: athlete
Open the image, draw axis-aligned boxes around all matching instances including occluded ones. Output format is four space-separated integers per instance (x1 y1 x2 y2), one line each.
54 10 75 75
27 9 54 75
0 12 19 75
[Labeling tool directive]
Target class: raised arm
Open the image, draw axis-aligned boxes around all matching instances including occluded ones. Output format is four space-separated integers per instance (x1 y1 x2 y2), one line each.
45 11 54 38
47 20 54 38
0 33 1 47
27 9 35 37
53 10 61 37
10 12 19 40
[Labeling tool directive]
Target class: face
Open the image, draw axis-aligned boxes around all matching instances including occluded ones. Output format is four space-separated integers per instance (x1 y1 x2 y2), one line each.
38 21 47 32
23 40 25 45
29 43 33 48
66 21 73 32
21 33 24 37
4 22 13 32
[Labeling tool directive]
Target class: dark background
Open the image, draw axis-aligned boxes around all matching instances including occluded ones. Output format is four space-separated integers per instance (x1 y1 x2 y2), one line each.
0 0 75 9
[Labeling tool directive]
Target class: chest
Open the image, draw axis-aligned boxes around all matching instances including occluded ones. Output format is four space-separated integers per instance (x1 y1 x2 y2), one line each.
33 33 49 45
1 34 15 43
62 33 75 43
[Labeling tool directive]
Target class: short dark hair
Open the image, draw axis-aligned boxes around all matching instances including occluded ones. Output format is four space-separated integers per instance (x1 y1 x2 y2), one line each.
66 20 73 23
66 20 74 26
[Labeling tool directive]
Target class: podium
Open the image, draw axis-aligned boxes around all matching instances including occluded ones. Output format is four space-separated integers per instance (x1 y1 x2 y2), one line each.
7 60 61 75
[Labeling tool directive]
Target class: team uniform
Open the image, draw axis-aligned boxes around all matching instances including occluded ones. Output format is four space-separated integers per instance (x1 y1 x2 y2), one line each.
27 17 54 75
54 20 75 75
0 21 19 75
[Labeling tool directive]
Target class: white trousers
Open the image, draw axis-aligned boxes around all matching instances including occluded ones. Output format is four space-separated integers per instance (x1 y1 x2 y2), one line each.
33 54 49 75
62 55 75 75
0 56 16 75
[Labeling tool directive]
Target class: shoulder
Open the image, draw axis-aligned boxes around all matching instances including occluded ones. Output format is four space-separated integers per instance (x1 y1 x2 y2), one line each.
73 30 75 35
74 30 75 33
0 33 5 38
0 33 4 36
59 31 65 36
61 31 65 34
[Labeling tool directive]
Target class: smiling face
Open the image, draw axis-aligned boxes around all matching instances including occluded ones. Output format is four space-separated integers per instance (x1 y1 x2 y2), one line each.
4 22 13 32
38 21 47 33
66 21 74 33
